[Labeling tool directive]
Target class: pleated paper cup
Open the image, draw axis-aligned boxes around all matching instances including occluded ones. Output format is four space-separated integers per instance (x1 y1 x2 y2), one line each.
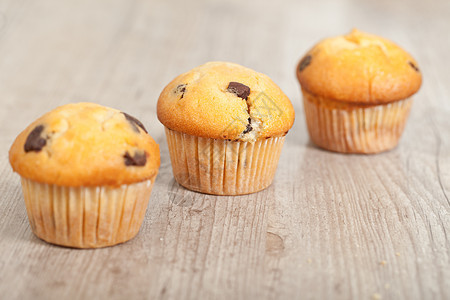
302 89 413 154
20 177 155 248
165 127 285 195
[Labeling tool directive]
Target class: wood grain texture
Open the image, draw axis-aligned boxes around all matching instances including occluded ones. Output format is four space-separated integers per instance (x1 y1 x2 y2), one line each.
0 0 449 299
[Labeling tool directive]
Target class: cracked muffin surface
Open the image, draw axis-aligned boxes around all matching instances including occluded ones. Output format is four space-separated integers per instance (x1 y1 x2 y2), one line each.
296 29 422 104
157 61 295 141
9 102 160 187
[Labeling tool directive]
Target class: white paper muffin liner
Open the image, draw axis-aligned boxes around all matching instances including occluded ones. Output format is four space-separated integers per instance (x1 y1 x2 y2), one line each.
20 177 155 248
302 90 413 153
165 128 285 195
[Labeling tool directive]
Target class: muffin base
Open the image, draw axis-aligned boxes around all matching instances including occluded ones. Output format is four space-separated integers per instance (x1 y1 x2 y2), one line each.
302 90 413 154
165 128 285 195
21 177 155 248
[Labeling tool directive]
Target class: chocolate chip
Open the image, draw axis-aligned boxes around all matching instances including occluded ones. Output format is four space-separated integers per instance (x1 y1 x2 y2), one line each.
174 84 187 99
24 125 47 152
298 55 312 72
408 61 419 72
243 118 252 134
122 112 148 134
124 151 147 166
227 82 250 100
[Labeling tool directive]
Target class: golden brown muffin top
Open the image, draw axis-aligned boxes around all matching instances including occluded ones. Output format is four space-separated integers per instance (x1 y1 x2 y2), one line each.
157 62 295 141
9 103 160 187
296 29 422 104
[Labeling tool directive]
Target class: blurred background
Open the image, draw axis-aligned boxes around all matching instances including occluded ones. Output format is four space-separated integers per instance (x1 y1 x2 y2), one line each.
1 0 449 145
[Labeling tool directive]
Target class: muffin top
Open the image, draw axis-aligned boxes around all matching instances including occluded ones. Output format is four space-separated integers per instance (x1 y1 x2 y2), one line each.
296 29 422 104
9 103 160 187
157 62 295 141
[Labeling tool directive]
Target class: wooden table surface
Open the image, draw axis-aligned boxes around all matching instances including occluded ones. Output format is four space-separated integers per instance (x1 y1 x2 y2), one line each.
0 0 449 299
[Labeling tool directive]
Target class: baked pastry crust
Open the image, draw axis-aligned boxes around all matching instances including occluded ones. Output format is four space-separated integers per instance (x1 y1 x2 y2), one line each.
9 102 160 186
157 62 295 141
296 29 422 104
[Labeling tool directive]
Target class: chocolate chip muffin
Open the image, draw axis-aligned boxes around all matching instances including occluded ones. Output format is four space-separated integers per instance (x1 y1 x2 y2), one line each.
9 102 160 248
296 29 422 153
157 61 295 195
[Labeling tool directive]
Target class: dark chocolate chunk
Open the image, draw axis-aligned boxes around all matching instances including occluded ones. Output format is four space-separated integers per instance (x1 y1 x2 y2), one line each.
298 55 312 72
243 118 252 134
122 112 148 134
174 84 187 99
227 82 250 100
408 61 419 72
124 151 147 166
24 125 47 152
